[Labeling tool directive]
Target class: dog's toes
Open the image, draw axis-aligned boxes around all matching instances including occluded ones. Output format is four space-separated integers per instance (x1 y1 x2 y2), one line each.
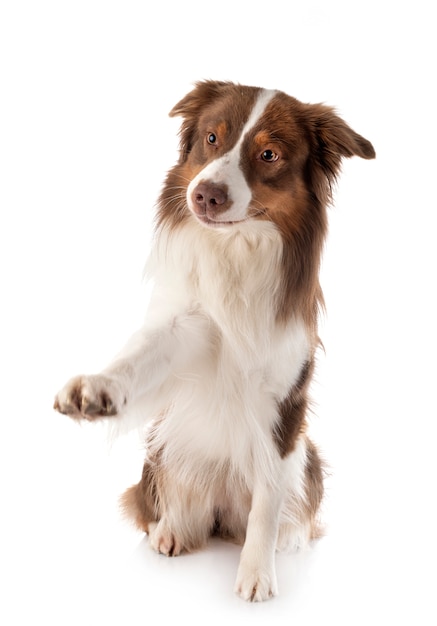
54 375 123 421
81 393 117 419
234 561 278 602
148 522 183 557
54 385 82 418
235 579 277 602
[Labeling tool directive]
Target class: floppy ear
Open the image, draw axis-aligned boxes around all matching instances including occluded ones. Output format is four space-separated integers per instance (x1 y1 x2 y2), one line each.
310 104 375 182
169 80 230 118
169 80 231 161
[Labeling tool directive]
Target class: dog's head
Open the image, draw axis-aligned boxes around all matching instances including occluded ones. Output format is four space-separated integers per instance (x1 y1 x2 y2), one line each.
162 80 375 233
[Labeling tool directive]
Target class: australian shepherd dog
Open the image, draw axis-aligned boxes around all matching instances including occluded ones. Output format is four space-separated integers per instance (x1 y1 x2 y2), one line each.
54 80 375 601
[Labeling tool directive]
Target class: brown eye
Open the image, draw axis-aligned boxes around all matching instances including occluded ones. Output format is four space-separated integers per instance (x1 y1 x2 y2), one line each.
207 133 217 145
261 149 279 162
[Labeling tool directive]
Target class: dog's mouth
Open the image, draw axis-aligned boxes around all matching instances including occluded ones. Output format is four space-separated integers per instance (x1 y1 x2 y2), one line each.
194 212 242 228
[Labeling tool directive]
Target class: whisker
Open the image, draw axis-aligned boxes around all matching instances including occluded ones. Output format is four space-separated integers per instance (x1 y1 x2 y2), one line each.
168 172 192 185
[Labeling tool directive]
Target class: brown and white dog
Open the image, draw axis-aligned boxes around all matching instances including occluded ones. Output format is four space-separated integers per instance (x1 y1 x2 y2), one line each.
54 81 375 601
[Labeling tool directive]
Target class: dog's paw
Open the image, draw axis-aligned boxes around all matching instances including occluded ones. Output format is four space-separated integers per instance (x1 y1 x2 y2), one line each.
53 374 126 420
148 521 183 557
234 558 278 602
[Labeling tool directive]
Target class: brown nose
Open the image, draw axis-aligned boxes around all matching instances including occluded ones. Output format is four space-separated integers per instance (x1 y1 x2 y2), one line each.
192 182 228 213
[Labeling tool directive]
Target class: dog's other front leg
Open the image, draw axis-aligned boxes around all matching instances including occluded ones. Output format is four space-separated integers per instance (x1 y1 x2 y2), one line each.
234 472 284 602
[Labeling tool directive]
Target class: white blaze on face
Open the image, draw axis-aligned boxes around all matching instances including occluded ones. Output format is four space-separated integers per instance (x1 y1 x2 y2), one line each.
187 89 277 223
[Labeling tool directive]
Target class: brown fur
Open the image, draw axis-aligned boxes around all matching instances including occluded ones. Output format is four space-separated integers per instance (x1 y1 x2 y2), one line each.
273 358 315 458
121 460 160 533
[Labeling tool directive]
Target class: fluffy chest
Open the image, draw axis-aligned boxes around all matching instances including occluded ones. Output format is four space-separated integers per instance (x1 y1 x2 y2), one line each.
151 321 309 478
146 221 311 465
150 305 310 470
150 219 285 336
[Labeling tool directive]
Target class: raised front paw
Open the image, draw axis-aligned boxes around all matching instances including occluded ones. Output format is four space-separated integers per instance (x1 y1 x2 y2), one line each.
234 558 278 602
53 374 126 420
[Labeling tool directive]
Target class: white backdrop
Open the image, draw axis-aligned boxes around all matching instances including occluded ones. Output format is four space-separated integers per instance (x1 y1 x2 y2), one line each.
1 1 436 624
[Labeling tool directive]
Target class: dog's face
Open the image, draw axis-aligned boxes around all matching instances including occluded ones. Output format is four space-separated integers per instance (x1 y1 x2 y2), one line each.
164 81 375 233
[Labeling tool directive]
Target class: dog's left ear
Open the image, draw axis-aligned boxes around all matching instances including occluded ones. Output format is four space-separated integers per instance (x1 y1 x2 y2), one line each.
309 104 375 181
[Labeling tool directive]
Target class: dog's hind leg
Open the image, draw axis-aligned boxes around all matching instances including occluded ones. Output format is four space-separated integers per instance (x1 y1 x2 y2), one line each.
120 460 160 534
276 435 325 551
122 455 216 556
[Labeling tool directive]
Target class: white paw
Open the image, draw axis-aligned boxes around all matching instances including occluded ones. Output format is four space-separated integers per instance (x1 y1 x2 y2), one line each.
54 374 126 420
234 558 278 602
148 521 183 557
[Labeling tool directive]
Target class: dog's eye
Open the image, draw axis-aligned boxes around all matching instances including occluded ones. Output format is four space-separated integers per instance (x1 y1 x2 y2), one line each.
261 149 279 162
207 133 217 145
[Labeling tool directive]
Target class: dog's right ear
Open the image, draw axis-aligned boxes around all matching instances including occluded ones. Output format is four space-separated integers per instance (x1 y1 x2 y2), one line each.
170 80 230 117
169 80 231 161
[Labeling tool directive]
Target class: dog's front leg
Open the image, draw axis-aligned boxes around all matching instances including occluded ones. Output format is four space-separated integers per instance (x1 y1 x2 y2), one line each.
54 312 198 421
234 473 284 602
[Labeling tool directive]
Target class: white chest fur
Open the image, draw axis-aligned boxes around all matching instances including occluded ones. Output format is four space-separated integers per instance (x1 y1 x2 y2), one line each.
144 220 311 474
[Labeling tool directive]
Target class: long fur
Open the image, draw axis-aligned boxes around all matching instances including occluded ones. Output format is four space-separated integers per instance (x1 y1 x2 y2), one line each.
54 81 375 601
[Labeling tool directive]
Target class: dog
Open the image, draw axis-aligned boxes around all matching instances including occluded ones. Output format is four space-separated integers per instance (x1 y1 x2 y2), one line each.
54 80 375 601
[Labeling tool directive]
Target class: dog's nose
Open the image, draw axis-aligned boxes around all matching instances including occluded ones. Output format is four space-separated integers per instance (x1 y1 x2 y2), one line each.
192 182 228 212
